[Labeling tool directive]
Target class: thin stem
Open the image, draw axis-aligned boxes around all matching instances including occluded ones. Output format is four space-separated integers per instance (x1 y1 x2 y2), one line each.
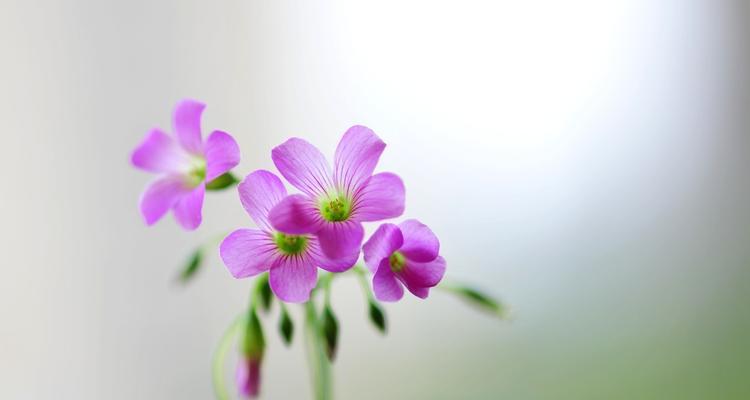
321 272 334 306
303 300 333 400
352 265 374 301
212 313 245 400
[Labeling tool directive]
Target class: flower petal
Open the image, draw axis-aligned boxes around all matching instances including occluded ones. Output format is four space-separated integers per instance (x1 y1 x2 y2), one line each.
239 170 288 231
405 286 430 299
269 254 318 303
362 223 403 273
131 128 190 173
172 183 205 230
172 99 205 154
398 219 440 262
204 130 240 182
268 194 324 234
333 125 386 197
316 220 364 261
139 175 187 226
372 259 404 302
398 256 446 291
220 229 276 278
352 172 405 222
272 137 333 198
311 236 360 273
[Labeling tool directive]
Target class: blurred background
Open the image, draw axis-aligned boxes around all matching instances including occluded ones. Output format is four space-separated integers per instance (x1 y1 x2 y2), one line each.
1 0 749 398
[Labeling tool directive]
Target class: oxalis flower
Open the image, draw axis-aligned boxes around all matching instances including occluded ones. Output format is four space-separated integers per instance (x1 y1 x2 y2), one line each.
363 220 447 301
131 99 240 230
220 170 358 302
267 126 405 267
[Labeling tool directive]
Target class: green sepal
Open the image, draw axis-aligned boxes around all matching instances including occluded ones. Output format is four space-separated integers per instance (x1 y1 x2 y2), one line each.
278 306 294 346
321 305 339 361
205 172 239 191
177 248 203 283
242 307 265 359
368 300 387 334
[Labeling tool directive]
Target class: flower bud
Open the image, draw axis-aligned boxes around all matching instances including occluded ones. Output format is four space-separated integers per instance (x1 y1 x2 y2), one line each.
177 248 203 284
236 356 261 398
237 308 265 397
256 275 273 313
278 305 294 346
451 285 505 318
321 305 339 361
368 300 387 334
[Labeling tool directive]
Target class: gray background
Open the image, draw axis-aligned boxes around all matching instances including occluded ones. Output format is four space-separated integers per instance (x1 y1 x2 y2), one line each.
1 0 749 399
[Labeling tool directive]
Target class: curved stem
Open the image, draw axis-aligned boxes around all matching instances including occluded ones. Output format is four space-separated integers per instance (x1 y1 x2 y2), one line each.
352 265 374 302
212 314 245 400
303 301 333 400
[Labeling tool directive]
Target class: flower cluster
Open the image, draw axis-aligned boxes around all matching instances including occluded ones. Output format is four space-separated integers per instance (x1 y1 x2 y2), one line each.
132 100 455 399
219 125 446 303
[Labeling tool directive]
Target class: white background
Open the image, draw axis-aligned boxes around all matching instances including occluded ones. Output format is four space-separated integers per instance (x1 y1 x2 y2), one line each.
1 1 748 399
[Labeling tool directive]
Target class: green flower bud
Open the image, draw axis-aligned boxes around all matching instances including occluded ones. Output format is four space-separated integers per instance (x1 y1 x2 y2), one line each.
321 305 339 361
368 300 387 334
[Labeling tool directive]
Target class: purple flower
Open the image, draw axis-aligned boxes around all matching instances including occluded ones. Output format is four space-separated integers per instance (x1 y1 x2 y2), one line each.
267 126 405 268
362 220 447 301
131 99 240 230
236 356 261 398
220 170 357 302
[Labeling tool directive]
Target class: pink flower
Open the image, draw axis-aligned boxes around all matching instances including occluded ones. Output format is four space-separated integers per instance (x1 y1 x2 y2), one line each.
131 99 240 230
268 126 405 270
220 170 357 302
363 220 447 301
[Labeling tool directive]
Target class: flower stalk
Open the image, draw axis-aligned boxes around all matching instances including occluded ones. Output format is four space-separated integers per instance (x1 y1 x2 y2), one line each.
303 300 334 400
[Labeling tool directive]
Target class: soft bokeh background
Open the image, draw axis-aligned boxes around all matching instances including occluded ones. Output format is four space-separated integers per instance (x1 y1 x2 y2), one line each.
1 1 749 399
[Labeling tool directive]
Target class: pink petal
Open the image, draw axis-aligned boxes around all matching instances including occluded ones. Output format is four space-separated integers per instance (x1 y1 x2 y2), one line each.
139 175 188 226
238 170 288 231
204 130 240 182
362 223 403 273
272 138 333 198
313 237 360 273
236 358 261 398
131 128 190 173
398 256 446 292
405 286 430 299
372 259 404 302
268 194 324 234
172 99 205 154
316 220 364 261
333 125 386 197
172 183 205 230
220 229 276 278
269 254 318 303
398 219 440 262
352 172 405 222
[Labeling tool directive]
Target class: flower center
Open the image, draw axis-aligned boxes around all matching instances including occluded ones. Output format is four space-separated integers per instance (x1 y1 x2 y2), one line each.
389 251 406 273
274 233 308 255
186 157 206 187
319 195 351 222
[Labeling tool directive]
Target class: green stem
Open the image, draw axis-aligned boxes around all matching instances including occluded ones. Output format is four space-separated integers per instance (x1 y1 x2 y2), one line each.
303 301 333 400
352 265 375 301
212 314 245 400
321 273 334 306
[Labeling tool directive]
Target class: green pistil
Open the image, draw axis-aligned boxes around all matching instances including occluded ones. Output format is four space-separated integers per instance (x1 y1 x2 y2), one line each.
389 251 406 273
319 195 352 222
186 157 206 187
274 233 308 256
